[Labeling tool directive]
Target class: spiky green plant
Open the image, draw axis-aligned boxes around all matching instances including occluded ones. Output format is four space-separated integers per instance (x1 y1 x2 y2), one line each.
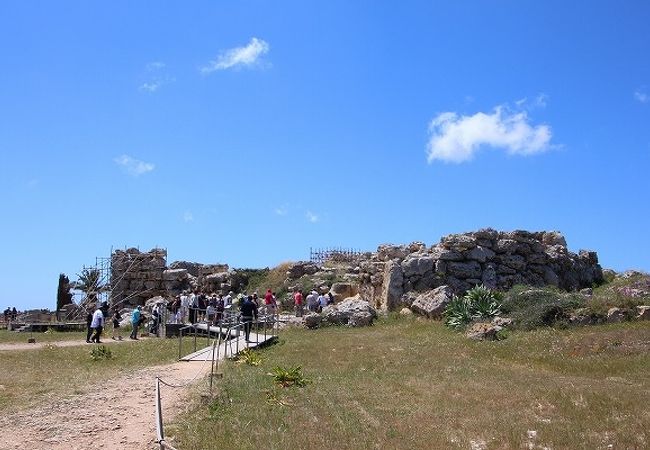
443 285 503 329
269 365 311 387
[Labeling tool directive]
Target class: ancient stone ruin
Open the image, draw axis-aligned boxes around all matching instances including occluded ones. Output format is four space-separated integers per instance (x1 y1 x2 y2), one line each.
358 228 603 312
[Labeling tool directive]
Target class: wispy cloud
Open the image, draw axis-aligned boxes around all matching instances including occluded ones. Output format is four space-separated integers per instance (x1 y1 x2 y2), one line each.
634 88 649 103
139 62 174 93
426 104 553 164
183 211 194 222
200 37 270 74
306 211 319 223
146 61 166 71
114 155 155 176
515 93 548 110
274 205 288 216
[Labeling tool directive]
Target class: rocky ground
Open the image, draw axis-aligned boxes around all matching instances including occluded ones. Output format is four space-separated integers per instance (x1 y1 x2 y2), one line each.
0 358 211 450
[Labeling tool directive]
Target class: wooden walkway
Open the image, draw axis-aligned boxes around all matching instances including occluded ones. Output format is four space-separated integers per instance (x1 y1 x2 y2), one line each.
180 327 276 362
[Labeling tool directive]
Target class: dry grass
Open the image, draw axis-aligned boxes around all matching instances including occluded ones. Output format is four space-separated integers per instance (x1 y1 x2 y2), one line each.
0 329 88 343
168 317 650 449
0 337 180 412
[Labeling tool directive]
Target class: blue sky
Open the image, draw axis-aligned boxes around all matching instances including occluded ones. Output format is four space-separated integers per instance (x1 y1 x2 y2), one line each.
1 1 649 310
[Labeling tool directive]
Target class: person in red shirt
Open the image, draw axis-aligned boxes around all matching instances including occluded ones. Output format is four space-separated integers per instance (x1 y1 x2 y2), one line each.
293 289 304 317
264 289 277 316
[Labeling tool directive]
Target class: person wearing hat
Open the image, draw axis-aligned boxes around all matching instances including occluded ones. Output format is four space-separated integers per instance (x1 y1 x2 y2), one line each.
90 302 108 343
130 305 142 340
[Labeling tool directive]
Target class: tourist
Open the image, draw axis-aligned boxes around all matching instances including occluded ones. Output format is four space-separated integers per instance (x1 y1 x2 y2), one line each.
239 295 258 342
197 292 207 322
85 308 94 343
11 307 17 321
130 306 142 340
252 292 260 307
188 291 197 323
327 291 335 305
180 291 189 324
215 294 225 324
205 301 215 326
318 292 328 311
264 289 276 315
294 289 304 317
111 309 123 341
90 302 108 343
150 303 161 336
307 290 319 313
224 291 233 308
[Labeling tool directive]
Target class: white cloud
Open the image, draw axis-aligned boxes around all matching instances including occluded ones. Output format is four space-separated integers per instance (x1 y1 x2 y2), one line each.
634 89 649 103
140 81 162 92
183 211 194 222
306 211 319 223
114 155 155 176
200 37 270 74
274 205 288 216
146 61 166 71
426 105 553 164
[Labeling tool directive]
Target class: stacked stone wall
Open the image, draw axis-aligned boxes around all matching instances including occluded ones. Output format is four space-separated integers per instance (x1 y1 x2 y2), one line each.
111 248 168 307
359 229 604 311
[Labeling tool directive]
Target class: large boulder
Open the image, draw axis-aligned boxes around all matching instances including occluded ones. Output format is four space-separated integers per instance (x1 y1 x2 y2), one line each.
379 261 403 310
304 313 322 329
466 322 503 340
401 255 434 278
330 282 359 303
636 306 650 320
286 262 320 280
410 285 453 319
322 295 377 327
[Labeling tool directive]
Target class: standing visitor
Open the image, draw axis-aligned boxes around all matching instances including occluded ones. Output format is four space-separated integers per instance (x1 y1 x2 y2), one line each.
85 308 94 343
264 289 276 315
180 291 189 324
112 309 123 340
224 291 233 308
327 291 335 305
90 302 108 343
130 306 142 340
215 294 225 324
318 292 328 312
294 289 304 317
239 295 258 343
188 291 197 323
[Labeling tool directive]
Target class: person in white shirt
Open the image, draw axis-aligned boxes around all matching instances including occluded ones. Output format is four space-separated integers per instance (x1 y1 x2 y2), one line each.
180 292 189 324
90 302 108 343
307 291 319 312
318 293 328 311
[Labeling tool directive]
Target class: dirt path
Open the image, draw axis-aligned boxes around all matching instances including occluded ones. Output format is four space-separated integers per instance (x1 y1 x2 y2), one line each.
0 338 142 352
0 359 211 450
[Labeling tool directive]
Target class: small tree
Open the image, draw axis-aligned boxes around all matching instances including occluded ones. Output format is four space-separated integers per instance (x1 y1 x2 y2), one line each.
77 268 102 305
56 273 73 320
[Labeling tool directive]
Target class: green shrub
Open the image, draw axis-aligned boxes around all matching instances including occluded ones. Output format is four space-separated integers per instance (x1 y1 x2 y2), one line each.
269 365 311 387
90 345 113 361
444 285 502 330
501 286 585 330
235 348 262 366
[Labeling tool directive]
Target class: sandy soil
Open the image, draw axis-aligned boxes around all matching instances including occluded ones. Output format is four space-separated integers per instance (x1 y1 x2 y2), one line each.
0 338 139 352
0 358 211 450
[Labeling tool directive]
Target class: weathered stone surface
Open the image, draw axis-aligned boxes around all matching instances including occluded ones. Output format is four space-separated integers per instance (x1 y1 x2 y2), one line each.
322 295 377 327
495 239 518 254
379 261 403 311
377 244 408 262
163 269 188 281
401 255 434 277
304 313 322 329
286 262 320 280
466 322 502 340
410 285 453 318
482 263 497 289
607 307 628 323
330 282 359 303
491 317 513 327
466 246 496 263
447 261 482 279
636 306 650 320
542 231 567 247
441 234 477 251
399 307 413 316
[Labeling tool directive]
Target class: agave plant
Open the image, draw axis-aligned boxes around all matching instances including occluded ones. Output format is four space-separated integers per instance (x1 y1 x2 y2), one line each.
443 295 472 329
444 285 503 329
466 285 503 319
